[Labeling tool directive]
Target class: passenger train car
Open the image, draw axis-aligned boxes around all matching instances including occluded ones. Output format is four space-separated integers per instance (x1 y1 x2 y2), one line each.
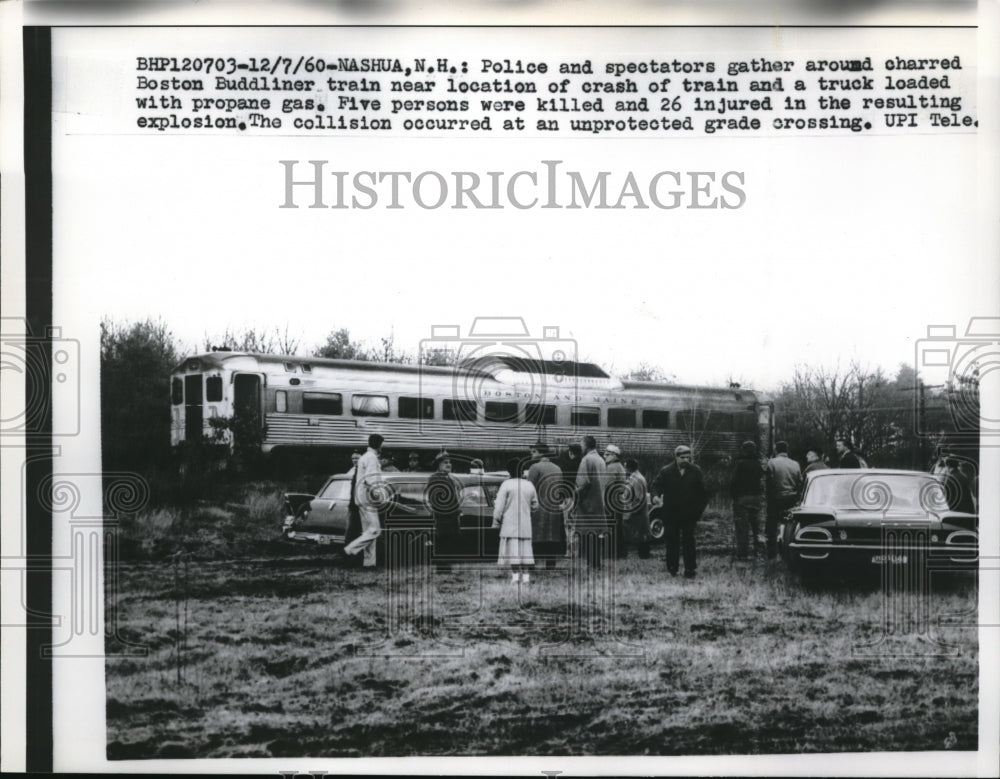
169 351 774 466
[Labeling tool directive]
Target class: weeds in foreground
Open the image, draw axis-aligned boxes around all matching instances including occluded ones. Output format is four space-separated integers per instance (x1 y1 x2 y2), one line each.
106 552 978 758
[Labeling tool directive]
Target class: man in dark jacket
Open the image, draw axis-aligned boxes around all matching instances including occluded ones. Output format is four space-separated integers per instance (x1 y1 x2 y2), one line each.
428 452 461 568
941 457 977 514
527 441 564 567
650 445 708 578
730 441 764 561
804 448 828 475
835 438 865 469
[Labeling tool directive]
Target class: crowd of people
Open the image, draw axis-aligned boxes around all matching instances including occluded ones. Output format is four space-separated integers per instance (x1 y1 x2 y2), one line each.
336 433 978 580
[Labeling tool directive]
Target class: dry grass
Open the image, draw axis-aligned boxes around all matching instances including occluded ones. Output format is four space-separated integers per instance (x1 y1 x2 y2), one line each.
106 544 978 758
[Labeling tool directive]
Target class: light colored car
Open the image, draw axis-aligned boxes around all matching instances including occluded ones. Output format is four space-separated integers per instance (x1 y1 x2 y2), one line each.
282 472 507 561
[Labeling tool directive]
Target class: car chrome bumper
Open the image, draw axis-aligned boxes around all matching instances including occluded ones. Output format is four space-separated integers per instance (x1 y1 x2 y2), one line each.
788 542 977 565
284 530 346 546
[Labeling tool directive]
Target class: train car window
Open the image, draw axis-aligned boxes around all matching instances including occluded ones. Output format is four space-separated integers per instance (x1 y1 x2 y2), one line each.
275 390 287 413
284 362 297 372
675 411 706 430
443 399 477 422
171 378 183 405
705 412 734 432
642 410 671 429
524 403 556 425
399 396 434 419
206 376 223 402
303 392 343 415
301 364 312 373
608 408 637 428
485 401 519 424
352 394 390 417
734 412 756 433
571 406 601 427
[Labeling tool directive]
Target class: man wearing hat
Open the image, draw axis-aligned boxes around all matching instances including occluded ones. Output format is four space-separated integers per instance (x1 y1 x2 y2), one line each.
650 444 708 578
603 444 629 560
527 441 564 567
428 451 461 568
344 434 385 568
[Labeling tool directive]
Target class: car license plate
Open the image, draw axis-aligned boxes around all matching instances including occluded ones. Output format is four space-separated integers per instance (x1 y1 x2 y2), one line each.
318 535 332 546
871 554 907 564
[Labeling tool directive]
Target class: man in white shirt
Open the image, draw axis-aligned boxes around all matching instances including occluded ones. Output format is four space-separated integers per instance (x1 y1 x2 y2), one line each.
344 433 384 568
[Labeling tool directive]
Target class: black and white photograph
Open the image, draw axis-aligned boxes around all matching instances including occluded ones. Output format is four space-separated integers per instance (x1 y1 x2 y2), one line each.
1 1 998 775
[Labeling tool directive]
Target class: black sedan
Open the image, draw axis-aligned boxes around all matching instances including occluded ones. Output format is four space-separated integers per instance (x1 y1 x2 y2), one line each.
779 469 978 579
282 472 507 562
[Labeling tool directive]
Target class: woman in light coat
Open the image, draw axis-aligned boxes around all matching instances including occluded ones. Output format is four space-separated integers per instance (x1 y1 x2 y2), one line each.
493 458 539 584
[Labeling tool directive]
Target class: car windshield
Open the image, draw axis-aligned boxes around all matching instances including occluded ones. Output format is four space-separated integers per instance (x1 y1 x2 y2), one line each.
802 473 949 512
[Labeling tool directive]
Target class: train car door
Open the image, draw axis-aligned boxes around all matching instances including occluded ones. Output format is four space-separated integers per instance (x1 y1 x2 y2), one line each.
184 374 203 442
233 373 263 449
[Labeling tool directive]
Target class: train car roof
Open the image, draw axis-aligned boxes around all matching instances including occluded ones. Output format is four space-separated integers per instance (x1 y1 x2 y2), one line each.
175 351 611 380
620 379 767 399
173 352 768 397
173 351 492 378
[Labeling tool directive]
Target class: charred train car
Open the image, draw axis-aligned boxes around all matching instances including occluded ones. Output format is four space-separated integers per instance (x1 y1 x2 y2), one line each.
170 351 774 467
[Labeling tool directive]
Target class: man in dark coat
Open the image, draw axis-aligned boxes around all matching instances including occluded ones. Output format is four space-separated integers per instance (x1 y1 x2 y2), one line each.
730 440 764 561
941 457 977 514
427 452 461 568
527 442 564 567
835 438 865 469
650 444 708 578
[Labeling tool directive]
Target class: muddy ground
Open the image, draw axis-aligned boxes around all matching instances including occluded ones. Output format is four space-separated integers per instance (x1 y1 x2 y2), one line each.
106 524 978 758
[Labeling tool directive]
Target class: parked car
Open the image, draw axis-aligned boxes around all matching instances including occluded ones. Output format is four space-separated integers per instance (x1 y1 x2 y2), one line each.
779 469 978 579
282 472 508 562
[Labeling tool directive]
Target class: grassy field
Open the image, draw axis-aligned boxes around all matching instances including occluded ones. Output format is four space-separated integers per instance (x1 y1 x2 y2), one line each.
105 487 979 758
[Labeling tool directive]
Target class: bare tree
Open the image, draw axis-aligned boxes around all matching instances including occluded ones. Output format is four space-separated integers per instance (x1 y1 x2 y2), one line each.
777 360 911 465
204 325 302 355
420 346 460 367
